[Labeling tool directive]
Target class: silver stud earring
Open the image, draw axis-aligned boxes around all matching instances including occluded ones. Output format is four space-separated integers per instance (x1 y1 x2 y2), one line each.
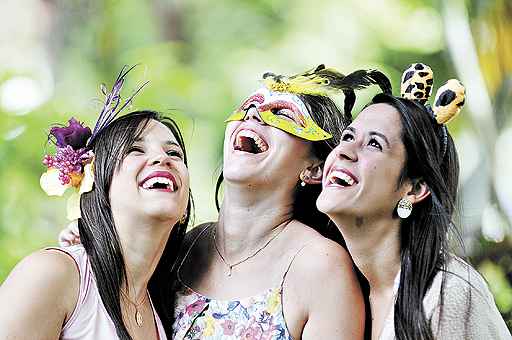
397 198 413 218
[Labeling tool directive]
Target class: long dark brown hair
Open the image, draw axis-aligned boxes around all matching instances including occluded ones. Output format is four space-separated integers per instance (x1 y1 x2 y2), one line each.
370 93 464 340
79 110 192 339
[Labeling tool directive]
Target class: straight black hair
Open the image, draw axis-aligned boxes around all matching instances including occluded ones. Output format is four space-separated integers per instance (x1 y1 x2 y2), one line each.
79 110 192 339
215 94 372 340
370 93 462 340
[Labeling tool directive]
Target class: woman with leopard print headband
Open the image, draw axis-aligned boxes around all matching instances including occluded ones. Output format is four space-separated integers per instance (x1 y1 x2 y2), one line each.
318 63 510 339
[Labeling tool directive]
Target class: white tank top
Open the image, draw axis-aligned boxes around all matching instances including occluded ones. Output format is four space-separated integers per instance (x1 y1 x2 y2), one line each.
47 245 167 340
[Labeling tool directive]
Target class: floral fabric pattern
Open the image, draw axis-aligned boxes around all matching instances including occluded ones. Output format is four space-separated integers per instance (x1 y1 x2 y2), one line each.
173 283 293 340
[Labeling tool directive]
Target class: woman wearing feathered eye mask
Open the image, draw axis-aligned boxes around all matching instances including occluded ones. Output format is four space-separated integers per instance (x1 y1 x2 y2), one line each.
171 65 392 340
317 63 510 339
0 67 192 340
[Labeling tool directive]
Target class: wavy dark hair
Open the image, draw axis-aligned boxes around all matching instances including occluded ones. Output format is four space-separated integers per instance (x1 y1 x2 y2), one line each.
215 94 372 340
215 94 348 231
369 93 463 340
79 110 192 339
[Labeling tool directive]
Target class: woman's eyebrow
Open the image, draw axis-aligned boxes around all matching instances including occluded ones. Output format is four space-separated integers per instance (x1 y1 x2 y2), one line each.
164 140 180 147
133 138 181 149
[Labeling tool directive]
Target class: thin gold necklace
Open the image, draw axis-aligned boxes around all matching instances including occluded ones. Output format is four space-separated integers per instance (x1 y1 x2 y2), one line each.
212 220 290 277
120 288 148 327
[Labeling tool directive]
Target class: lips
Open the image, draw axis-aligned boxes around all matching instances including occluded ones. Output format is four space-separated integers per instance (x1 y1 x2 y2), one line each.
139 171 178 192
326 167 359 188
233 128 269 154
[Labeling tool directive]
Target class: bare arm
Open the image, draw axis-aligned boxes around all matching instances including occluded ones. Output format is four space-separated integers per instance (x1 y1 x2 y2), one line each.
286 240 365 340
0 250 79 340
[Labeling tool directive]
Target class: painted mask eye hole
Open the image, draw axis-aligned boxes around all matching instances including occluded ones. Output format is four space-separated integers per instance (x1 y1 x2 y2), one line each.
272 108 294 121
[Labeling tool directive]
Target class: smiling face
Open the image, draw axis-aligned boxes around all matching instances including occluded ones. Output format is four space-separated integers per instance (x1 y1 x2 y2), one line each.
317 103 410 221
223 104 317 189
226 88 332 142
109 119 189 223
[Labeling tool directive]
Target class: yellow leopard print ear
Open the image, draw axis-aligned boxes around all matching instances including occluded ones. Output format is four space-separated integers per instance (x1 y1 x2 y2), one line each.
432 79 465 124
400 63 434 104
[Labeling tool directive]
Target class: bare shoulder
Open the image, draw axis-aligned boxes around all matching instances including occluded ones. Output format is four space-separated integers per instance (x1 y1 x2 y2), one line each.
0 249 79 337
283 222 360 300
4 249 77 287
1 249 79 305
288 223 355 280
283 223 365 339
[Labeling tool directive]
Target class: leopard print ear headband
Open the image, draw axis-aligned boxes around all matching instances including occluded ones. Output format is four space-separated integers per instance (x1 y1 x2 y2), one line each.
400 63 466 158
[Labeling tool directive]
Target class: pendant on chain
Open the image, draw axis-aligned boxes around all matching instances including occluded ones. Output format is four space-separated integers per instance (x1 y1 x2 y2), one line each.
135 309 144 327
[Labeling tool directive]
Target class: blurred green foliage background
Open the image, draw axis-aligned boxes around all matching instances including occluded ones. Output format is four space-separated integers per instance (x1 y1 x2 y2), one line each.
0 0 510 328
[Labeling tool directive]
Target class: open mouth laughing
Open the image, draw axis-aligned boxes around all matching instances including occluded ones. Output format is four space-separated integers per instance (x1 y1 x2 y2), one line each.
139 171 178 192
327 168 359 188
233 129 269 154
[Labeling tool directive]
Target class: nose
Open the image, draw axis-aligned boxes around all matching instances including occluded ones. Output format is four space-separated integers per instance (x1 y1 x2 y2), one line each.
243 106 263 123
334 142 358 162
150 151 173 167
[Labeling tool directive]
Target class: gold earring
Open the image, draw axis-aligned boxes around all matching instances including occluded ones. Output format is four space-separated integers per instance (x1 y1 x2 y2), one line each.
300 174 309 187
397 198 413 218
179 213 187 224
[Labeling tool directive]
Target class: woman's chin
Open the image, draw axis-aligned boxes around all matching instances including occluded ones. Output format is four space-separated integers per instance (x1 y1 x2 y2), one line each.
223 170 265 187
139 205 183 224
316 191 341 215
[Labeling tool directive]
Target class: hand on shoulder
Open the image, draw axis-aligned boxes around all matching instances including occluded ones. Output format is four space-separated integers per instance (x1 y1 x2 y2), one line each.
0 249 79 339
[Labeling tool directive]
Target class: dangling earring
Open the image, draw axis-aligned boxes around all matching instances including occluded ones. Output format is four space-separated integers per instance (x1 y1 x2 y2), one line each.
179 213 188 224
397 198 413 218
300 174 309 187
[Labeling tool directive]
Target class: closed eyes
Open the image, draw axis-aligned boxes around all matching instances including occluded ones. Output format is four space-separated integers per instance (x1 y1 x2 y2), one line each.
127 145 184 159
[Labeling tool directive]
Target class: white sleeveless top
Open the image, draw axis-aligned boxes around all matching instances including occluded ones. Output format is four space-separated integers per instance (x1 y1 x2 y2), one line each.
379 257 511 339
47 245 167 340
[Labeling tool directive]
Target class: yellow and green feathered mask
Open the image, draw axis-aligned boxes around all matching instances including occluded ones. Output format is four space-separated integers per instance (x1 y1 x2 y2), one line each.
226 87 332 141
226 64 391 142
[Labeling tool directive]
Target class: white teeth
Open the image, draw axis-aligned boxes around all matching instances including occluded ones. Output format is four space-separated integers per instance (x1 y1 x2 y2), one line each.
235 129 268 152
330 171 355 186
142 177 175 191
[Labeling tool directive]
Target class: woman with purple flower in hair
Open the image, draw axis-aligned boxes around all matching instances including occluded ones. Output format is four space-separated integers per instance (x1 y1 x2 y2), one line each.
0 67 192 340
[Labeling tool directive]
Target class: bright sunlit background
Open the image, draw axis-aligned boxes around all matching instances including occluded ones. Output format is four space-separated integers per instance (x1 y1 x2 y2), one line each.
0 0 510 327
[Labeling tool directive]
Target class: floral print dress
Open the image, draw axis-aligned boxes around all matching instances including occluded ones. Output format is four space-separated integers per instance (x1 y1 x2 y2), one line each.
173 283 293 340
172 225 299 340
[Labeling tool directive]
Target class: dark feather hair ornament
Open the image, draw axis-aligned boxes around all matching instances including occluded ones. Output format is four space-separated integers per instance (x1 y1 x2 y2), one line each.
262 64 392 116
88 64 149 146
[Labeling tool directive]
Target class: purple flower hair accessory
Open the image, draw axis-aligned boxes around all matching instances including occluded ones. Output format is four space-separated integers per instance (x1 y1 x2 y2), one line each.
40 65 148 220
50 117 92 149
